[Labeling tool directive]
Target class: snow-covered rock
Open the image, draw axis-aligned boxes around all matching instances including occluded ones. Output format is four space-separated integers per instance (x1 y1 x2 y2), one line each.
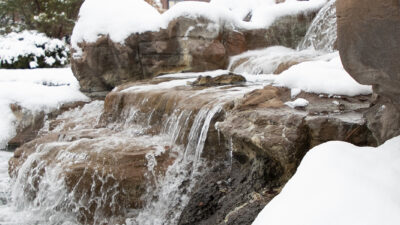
71 0 327 49
71 0 324 95
273 54 372 96
0 68 88 150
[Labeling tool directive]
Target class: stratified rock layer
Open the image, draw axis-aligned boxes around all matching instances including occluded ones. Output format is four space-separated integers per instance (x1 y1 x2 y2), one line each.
337 0 400 143
72 13 317 96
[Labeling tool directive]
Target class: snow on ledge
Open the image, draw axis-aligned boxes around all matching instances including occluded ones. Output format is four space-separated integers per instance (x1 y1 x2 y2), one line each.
253 135 400 225
71 0 328 55
273 53 373 96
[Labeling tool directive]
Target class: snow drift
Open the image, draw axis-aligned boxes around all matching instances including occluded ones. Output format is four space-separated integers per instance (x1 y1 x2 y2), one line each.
71 0 328 50
253 136 400 225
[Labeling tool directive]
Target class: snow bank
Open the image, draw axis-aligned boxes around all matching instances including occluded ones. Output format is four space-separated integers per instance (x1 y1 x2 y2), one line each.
71 0 162 52
161 2 243 28
253 136 400 225
71 0 328 53
229 47 371 97
0 68 89 149
211 0 327 29
273 54 372 96
0 31 69 69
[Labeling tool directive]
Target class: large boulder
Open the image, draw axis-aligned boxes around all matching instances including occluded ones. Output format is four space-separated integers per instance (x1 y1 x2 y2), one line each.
337 0 400 143
71 12 317 96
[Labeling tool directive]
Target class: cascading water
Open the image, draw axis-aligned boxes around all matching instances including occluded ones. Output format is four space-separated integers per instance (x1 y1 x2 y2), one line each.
0 101 105 225
229 0 338 75
297 0 337 52
128 104 223 225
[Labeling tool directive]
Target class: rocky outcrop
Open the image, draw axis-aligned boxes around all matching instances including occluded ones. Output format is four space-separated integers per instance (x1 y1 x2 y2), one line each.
8 76 376 225
337 0 400 144
72 12 317 96
178 87 376 225
242 13 316 51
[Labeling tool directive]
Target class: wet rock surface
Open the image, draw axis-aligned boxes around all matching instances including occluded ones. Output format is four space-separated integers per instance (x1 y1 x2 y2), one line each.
72 12 317 96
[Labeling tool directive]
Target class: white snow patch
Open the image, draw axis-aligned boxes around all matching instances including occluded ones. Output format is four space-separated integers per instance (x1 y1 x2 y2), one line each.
0 68 88 149
273 54 372 96
71 0 328 54
285 98 309 108
253 136 400 225
71 0 162 54
211 0 327 29
290 88 301 98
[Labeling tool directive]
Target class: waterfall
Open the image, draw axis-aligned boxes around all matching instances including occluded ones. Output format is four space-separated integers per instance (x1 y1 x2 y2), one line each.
128 104 223 225
2 81 234 225
1 101 105 225
297 0 337 52
229 0 338 75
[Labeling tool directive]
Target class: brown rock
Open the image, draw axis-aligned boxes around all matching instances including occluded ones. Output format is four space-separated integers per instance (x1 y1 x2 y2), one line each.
191 73 246 87
337 0 400 102
242 13 316 50
237 86 288 110
337 0 400 143
71 10 319 96
273 60 302 74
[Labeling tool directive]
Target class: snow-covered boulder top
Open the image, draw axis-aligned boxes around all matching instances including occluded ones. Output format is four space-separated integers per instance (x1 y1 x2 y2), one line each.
71 0 328 49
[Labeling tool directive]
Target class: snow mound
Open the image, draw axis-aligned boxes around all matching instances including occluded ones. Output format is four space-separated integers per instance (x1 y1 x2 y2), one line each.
211 0 327 29
273 54 372 96
71 0 162 52
0 31 69 69
0 68 89 149
285 98 309 108
71 0 328 53
253 136 400 225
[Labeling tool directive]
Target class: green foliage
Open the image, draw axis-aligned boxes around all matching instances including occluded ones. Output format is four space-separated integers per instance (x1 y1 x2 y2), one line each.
0 0 83 39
